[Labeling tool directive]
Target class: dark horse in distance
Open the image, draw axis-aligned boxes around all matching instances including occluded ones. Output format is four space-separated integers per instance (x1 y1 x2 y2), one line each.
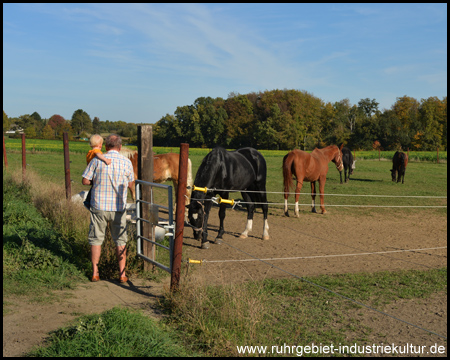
340 146 354 184
188 147 269 249
391 151 408 184
283 144 344 217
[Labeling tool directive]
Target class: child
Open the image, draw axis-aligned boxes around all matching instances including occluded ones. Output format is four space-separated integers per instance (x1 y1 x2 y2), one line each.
83 134 111 209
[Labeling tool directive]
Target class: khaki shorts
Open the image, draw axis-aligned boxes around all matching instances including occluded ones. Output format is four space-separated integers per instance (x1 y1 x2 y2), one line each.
88 208 128 246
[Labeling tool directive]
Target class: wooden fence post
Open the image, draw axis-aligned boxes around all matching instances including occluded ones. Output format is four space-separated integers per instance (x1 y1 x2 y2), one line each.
21 134 26 181
171 143 189 292
3 135 8 169
138 125 154 272
63 132 71 199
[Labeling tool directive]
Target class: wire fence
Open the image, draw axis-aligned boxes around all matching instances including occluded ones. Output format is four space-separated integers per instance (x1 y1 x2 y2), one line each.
189 186 447 209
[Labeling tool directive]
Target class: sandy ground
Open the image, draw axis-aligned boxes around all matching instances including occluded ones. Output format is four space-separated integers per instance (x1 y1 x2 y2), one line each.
3 207 447 357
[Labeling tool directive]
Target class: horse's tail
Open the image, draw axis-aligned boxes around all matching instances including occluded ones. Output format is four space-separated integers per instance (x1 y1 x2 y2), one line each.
282 152 295 198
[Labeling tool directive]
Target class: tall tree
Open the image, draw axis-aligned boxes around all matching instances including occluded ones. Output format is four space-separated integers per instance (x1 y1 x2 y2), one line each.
48 114 66 138
71 109 92 135
92 116 101 134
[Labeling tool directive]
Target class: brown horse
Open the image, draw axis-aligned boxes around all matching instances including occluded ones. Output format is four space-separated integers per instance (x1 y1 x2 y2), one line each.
124 150 193 209
283 144 344 217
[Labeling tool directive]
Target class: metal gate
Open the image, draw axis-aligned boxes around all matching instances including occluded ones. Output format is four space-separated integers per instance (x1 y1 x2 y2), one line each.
135 179 175 273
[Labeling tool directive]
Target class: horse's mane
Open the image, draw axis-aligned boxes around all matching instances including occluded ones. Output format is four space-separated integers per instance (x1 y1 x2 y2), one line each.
194 147 228 189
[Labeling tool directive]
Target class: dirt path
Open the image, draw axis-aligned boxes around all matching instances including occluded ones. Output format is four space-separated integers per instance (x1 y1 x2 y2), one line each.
3 209 447 357
3 278 170 357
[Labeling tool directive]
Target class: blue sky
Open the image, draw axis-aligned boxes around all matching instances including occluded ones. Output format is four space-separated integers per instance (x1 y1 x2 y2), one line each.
3 3 447 123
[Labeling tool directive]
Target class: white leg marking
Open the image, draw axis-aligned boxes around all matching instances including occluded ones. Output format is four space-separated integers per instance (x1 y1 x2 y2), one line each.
262 219 269 240
294 201 299 217
240 219 253 238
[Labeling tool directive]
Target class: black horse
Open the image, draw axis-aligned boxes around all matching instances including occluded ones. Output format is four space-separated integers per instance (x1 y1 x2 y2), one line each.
391 151 408 184
188 147 270 249
339 147 354 184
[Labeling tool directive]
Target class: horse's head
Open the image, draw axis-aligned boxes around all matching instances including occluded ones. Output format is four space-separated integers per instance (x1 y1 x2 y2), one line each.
188 197 204 240
333 145 344 172
390 169 397 182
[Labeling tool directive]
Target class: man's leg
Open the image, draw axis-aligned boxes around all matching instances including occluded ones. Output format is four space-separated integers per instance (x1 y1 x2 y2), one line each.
91 245 102 278
116 245 127 278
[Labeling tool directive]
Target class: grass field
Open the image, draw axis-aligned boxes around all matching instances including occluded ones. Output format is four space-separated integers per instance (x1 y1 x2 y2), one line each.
4 143 447 212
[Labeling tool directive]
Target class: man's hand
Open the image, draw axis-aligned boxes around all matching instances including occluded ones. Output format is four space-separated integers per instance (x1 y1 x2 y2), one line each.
82 178 92 186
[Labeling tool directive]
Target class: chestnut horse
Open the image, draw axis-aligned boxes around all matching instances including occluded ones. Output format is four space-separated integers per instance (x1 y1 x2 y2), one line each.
283 144 344 217
124 150 193 209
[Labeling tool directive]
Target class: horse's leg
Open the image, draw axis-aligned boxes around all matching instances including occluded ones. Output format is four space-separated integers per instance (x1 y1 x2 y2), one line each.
253 188 270 240
284 177 291 217
260 192 270 241
240 191 255 238
294 181 303 217
319 176 327 214
310 181 317 213
201 202 212 249
339 170 343 184
215 196 228 244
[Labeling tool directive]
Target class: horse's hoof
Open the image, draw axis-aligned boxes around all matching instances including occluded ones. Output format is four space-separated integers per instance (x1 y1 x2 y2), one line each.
239 234 248 239
262 235 270 241
321 210 327 215
284 212 290 217
201 242 210 249
214 239 223 245
311 209 317 214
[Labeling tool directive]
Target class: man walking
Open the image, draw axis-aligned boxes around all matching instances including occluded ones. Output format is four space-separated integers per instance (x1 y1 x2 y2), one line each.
82 134 134 283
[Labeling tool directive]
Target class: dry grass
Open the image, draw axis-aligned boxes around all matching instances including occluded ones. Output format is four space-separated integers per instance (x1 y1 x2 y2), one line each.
163 272 272 356
5 169 145 278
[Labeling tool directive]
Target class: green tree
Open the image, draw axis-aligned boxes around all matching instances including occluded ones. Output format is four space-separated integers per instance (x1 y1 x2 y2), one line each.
41 124 55 140
92 117 101 134
24 126 37 138
59 122 74 140
194 96 227 147
153 114 182 147
358 98 380 119
417 96 445 150
3 110 10 132
224 94 254 148
71 109 92 135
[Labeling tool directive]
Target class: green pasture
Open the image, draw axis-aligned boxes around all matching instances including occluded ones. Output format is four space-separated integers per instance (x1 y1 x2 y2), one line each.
3 139 447 215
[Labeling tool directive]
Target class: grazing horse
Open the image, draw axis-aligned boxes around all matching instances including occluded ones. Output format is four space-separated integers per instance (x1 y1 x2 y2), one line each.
283 144 344 217
390 151 408 184
124 150 193 208
188 147 269 249
339 146 354 184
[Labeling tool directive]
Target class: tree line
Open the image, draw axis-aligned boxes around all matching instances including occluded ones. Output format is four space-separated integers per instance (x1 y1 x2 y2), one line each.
153 90 447 151
3 109 138 142
3 89 447 151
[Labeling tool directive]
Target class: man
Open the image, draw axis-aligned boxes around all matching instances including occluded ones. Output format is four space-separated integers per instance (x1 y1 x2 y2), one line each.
82 134 134 283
